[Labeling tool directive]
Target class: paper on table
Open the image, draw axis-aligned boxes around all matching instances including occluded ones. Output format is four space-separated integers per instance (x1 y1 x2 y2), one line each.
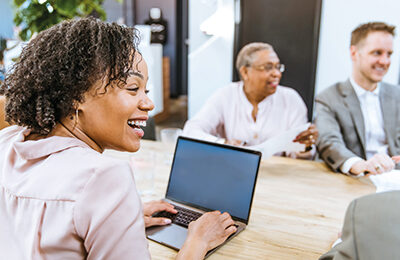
247 123 310 158
369 169 400 193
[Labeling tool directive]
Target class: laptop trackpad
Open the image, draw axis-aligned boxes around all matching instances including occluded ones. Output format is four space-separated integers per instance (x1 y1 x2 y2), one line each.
146 224 188 250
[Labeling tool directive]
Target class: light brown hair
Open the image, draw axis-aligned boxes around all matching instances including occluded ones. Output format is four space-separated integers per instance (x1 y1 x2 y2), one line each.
351 22 395 46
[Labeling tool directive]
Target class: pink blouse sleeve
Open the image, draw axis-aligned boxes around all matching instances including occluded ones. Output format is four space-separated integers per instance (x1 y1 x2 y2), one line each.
73 161 151 260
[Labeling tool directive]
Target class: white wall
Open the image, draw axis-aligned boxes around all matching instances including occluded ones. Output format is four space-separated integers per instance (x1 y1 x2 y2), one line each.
188 0 235 118
315 0 400 95
188 0 400 118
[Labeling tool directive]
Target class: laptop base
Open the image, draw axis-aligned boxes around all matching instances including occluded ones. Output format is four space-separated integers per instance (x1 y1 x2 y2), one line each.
146 223 187 251
146 222 245 258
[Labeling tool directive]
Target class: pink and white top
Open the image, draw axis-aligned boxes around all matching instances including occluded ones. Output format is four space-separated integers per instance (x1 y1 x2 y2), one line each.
0 126 150 259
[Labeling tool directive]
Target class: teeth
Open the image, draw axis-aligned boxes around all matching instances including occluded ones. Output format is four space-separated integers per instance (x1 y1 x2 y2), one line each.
374 66 386 71
128 120 147 127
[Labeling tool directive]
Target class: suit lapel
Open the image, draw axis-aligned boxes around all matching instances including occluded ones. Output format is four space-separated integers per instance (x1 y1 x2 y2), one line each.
340 80 366 153
380 83 396 153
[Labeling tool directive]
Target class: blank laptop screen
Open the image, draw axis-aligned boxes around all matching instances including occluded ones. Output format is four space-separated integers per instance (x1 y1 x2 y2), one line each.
166 137 261 222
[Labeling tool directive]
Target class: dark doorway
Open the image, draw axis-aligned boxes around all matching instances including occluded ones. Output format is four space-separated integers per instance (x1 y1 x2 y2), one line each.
176 0 189 96
235 0 322 120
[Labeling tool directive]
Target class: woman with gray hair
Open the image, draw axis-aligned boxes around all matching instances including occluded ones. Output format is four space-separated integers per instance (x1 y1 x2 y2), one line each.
183 42 318 158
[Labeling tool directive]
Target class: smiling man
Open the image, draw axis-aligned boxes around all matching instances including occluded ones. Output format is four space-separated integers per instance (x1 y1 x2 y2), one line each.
315 22 400 175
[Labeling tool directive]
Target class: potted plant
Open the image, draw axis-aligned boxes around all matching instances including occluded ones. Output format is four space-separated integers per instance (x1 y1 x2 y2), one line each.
12 0 121 41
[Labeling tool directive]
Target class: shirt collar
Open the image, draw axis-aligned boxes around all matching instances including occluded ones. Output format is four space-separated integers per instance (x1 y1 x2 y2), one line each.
350 77 380 97
12 127 91 160
239 81 254 110
240 81 277 107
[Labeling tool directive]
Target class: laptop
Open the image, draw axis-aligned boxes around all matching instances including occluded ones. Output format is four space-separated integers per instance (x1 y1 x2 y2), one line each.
146 136 262 257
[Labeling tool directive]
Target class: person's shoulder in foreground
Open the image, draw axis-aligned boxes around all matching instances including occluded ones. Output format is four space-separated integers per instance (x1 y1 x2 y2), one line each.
0 125 148 259
320 191 400 260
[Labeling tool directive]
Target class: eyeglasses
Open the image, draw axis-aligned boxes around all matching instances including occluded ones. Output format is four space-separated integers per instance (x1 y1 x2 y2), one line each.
251 63 285 73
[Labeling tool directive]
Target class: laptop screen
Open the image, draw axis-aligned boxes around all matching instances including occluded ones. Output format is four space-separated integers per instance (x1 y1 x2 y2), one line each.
166 137 261 223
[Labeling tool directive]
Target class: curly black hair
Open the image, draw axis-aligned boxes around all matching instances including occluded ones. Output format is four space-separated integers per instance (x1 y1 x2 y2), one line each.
0 17 140 134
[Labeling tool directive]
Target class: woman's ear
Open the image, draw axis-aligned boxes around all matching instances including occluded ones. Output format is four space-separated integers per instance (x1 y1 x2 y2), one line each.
239 66 249 81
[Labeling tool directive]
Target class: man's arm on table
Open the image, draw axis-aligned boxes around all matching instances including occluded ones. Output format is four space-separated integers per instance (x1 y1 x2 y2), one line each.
314 94 359 172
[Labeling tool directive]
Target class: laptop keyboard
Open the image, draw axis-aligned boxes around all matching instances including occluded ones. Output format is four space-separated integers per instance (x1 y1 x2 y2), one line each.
154 204 203 228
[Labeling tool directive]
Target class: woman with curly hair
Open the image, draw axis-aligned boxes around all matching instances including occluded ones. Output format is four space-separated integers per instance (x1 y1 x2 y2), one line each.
0 17 236 259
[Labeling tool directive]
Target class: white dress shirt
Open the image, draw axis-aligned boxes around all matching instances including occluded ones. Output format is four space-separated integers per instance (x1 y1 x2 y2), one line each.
183 81 308 150
340 77 388 173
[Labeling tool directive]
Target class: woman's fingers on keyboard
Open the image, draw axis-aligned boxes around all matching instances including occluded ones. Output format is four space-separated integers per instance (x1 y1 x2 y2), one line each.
224 225 237 236
145 216 172 227
143 200 177 215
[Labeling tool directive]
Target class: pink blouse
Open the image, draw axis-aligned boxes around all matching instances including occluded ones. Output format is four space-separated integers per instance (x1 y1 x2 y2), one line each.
0 126 151 259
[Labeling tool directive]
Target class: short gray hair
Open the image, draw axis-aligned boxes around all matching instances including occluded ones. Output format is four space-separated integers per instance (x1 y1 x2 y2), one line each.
235 42 274 73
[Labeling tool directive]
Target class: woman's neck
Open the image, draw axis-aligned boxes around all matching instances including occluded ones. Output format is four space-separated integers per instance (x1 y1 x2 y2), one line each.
243 84 269 106
25 117 103 153
55 119 103 153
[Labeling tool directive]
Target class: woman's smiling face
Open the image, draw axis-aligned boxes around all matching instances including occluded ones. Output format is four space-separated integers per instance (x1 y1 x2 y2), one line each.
76 57 154 152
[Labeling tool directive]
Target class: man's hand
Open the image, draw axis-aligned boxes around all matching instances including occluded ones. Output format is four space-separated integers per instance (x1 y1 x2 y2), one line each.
293 124 319 149
350 153 395 175
368 153 395 173
392 155 400 164
349 160 376 175
143 200 177 228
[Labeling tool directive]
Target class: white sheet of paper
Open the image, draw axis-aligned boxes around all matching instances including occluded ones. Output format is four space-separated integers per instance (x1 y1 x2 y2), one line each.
369 169 400 193
247 123 310 158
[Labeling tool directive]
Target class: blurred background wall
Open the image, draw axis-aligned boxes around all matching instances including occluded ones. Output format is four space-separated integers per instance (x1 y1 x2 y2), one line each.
2 0 400 123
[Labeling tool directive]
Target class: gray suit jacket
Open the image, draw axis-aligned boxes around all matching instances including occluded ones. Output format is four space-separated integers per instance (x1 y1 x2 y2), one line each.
320 191 400 260
315 80 400 171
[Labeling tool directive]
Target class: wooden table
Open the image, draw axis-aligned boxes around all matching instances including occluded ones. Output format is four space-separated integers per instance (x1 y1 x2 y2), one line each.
106 140 375 259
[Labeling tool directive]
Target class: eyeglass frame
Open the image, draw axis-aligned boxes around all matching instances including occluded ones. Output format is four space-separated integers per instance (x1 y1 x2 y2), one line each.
249 63 285 73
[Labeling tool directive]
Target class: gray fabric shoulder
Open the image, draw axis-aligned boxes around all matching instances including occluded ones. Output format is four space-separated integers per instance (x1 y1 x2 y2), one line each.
355 190 400 205
316 82 343 100
381 82 400 96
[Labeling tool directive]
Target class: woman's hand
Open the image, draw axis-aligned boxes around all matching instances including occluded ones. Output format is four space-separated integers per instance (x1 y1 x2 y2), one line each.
293 124 319 149
177 211 237 259
225 139 245 146
143 200 177 228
